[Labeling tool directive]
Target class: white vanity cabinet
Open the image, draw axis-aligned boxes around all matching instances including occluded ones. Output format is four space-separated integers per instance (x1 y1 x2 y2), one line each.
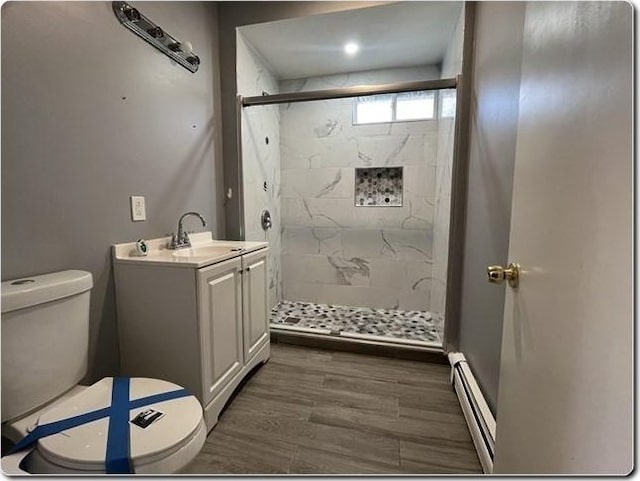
197 257 244 407
197 248 269 408
113 239 269 431
241 248 269 362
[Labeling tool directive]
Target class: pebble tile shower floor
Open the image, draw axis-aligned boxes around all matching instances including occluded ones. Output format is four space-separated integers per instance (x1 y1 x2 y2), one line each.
270 300 443 345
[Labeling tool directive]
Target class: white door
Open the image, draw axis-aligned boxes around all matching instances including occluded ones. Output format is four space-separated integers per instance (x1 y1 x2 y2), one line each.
493 1 632 474
198 257 244 405
242 248 269 362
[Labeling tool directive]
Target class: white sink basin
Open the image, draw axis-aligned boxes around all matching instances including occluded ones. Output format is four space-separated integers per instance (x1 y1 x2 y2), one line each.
112 233 266 269
171 245 243 258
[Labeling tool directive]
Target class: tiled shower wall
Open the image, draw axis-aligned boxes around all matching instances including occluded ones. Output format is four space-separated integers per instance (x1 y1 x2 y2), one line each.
237 32 281 308
279 68 442 312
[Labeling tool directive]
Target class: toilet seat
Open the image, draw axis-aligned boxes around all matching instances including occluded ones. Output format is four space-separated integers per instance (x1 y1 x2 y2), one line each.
4 377 205 474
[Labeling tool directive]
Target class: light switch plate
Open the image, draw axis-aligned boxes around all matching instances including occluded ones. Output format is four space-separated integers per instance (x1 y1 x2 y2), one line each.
130 196 146 222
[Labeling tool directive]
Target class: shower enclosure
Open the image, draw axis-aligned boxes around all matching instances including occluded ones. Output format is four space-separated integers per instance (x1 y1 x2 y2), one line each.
235 3 464 350
240 83 457 349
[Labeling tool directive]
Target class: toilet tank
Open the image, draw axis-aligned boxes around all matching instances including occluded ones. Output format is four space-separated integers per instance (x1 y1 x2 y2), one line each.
1 270 93 422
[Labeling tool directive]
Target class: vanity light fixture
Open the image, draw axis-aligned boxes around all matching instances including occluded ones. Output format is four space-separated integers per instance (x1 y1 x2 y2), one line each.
344 42 360 56
112 1 200 73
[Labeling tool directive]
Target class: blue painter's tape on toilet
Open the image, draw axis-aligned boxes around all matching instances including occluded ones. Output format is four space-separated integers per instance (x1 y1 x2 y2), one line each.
5 378 192 474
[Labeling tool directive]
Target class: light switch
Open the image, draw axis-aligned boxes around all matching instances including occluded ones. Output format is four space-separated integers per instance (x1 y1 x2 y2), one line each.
130 196 146 222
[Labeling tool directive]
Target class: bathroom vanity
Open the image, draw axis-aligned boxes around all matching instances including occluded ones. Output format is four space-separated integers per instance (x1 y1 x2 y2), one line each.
112 232 269 431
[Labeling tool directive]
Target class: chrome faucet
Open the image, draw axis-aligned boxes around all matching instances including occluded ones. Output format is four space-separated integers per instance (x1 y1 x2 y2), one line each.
170 211 206 249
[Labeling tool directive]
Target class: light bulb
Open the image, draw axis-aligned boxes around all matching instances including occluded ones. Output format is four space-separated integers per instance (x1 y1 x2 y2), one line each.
344 42 359 56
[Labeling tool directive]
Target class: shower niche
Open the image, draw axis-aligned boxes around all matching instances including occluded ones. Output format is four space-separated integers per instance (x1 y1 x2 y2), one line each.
355 167 403 207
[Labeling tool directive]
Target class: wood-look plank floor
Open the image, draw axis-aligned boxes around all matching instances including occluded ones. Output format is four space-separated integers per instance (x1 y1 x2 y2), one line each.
182 344 482 475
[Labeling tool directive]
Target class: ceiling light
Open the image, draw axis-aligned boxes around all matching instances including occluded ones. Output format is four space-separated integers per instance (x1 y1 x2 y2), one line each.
344 42 359 56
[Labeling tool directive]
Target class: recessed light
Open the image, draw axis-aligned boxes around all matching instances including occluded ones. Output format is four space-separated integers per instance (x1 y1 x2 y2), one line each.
344 42 359 56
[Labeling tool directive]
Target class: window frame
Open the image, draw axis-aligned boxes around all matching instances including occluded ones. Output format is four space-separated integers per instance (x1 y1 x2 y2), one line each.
352 90 454 125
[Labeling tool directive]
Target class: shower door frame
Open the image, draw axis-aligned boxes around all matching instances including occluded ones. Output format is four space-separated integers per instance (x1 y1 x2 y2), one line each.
240 78 457 106
236 24 475 352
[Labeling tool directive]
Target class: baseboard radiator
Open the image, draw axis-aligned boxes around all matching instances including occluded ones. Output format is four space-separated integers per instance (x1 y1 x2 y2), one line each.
448 353 496 474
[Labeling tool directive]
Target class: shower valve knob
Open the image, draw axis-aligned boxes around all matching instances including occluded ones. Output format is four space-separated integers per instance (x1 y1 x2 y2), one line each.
261 210 272 231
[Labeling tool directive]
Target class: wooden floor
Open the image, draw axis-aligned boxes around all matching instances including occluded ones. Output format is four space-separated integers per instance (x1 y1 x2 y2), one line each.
182 343 482 475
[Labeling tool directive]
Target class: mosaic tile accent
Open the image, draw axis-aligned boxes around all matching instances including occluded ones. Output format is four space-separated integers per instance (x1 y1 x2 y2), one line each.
271 300 443 344
355 167 403 207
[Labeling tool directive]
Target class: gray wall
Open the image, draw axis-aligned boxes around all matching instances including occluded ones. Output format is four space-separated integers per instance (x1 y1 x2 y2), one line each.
217 1 390 239
1 1 223 381
457 2 525 413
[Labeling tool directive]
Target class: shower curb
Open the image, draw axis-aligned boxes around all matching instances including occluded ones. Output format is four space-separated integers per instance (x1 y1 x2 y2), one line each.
270 329 448 364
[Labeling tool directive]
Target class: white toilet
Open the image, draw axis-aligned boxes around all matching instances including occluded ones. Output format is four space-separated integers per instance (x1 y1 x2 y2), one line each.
1 270 206 474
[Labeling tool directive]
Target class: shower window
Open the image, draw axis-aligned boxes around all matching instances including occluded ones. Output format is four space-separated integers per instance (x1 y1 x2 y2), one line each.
396 91 436 120
353 90 437 125
353 94 394 124
439 90 457 118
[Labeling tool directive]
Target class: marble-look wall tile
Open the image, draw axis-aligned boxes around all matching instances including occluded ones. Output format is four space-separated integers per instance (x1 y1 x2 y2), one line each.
367 258 410 289
282 281 431 312
237 32 282 308
340 228 433 262
279 66 441 93
282 249 431 291
279 67 446 312
276 66 459 313
377 228 434 261
282 197 357 228
404 164 436 201
281 167 354 199
282 226 342 256
282 196 437 232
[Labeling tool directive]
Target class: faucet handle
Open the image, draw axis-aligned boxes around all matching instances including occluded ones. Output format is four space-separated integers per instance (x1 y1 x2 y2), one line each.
169 233 178 249
180 230 191 246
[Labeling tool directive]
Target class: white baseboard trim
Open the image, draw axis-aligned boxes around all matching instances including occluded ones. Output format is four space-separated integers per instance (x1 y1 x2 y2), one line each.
448 352 496 474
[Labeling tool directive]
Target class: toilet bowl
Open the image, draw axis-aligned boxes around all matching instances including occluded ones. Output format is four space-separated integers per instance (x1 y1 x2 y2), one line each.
2 378 206 474
1 271 206 474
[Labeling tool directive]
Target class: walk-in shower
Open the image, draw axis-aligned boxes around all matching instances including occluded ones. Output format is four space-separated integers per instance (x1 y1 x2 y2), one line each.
235 2 464 350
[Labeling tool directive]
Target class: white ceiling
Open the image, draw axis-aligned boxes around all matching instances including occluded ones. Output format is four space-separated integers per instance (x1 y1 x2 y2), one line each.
238 1 463 80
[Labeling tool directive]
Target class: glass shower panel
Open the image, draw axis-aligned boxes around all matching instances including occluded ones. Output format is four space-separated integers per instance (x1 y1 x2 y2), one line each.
245 88 456 347
240 104 282 310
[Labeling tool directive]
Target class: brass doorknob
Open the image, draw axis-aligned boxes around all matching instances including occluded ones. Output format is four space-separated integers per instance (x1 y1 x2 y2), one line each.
487 263 520 288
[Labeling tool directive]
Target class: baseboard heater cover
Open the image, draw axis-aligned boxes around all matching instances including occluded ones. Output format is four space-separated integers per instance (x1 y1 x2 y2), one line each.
448 352 496 474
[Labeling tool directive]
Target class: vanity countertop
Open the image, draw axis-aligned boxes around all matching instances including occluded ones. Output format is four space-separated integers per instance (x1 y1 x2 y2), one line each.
112 232 268 269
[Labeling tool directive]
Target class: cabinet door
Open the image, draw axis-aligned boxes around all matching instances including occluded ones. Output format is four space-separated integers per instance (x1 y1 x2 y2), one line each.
198 257 243 405
241 248 269 362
